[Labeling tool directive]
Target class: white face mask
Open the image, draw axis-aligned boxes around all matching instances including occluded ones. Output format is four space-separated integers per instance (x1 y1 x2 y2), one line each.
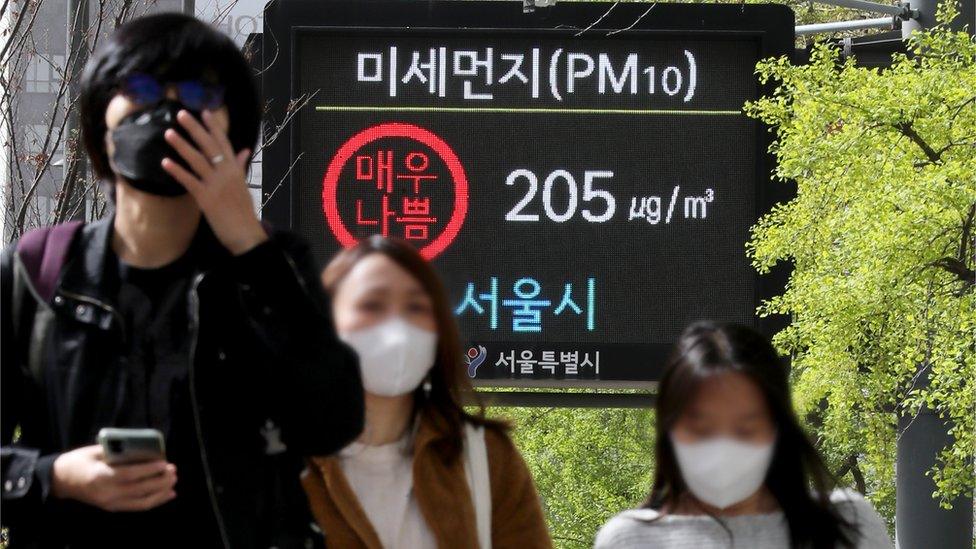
340 316 438 397
671 434 775 509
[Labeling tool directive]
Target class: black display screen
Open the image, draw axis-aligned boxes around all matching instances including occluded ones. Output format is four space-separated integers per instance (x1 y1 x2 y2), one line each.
263 1 794 387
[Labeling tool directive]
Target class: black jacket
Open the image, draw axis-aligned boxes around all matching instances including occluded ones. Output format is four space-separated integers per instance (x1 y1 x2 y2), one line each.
0 216 364 548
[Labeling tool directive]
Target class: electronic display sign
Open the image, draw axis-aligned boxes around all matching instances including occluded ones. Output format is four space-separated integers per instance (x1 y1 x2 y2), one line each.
263 1 794 386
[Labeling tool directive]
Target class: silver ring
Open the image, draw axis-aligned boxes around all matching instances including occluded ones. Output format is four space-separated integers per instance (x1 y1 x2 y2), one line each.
210 154 225 165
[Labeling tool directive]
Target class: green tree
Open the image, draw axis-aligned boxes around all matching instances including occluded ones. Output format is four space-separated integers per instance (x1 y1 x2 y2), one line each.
745 2 975 519
490 405 655 549
482 8 950 546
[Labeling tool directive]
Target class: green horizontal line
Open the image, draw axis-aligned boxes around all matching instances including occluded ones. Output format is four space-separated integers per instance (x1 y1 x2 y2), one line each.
315 105 741 116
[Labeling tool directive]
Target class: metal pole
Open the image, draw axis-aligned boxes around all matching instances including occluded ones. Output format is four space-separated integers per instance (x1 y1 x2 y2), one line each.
813 0 912 17
796 17 896 35
901 0 975 37
182 0 196 16
896 411 974 548
63 0 89 222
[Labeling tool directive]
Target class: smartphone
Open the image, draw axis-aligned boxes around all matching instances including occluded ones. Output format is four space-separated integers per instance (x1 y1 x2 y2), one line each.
97 428 166 465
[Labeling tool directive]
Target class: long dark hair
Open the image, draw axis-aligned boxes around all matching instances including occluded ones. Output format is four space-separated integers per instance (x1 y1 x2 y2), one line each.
322 236 507 462
645 321 855 548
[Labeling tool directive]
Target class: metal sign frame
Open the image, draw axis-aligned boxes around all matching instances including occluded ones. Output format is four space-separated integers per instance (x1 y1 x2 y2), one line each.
262 0 795 402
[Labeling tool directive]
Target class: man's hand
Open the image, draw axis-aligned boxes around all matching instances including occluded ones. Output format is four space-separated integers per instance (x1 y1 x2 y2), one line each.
161 109 268 256
51 445 177 512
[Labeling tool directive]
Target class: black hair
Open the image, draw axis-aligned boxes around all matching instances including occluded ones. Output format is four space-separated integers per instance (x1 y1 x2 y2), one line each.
644 321 856 548
79 12 260 182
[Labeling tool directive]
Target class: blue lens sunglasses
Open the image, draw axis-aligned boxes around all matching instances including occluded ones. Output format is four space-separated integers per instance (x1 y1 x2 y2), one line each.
120 72 225 112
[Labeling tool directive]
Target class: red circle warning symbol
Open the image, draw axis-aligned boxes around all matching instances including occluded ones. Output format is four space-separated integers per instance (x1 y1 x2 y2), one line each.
321 123 469 260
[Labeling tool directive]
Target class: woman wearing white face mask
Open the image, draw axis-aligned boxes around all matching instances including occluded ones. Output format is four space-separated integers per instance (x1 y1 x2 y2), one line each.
595 322 892 549
302 236 552 549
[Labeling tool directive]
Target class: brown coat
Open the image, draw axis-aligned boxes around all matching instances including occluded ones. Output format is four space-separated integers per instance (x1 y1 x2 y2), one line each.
302 415 553 549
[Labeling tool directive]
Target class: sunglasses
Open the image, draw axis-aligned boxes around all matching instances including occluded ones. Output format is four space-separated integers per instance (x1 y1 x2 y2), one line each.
120 72 226 112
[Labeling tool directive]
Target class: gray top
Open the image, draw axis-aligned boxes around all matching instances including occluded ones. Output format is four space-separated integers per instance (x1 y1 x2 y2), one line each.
594 489 892 549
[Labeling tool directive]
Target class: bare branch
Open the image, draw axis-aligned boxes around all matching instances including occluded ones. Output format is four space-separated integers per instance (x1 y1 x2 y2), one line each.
574 2 617 38
261 151 302 210
607 4 655 36
0 0 33 66
256 89 319 156
1 6 45 92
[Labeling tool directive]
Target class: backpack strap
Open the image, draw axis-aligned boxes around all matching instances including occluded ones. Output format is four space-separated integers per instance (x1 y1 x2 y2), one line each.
16 221 84 304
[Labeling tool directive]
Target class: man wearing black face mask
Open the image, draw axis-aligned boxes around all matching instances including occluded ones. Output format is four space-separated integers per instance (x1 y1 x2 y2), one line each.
0 13 364 549
111 99 203 197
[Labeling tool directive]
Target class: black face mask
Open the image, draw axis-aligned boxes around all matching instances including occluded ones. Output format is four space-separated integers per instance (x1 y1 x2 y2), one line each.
110 100 201 197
